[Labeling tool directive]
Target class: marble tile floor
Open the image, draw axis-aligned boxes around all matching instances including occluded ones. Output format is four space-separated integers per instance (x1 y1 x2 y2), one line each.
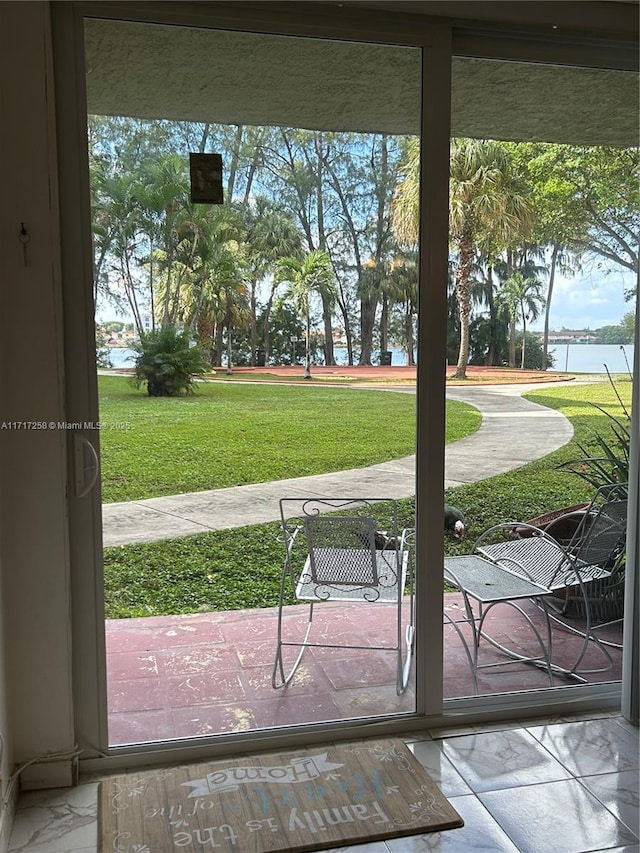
7 712 638 853
105 595 623 745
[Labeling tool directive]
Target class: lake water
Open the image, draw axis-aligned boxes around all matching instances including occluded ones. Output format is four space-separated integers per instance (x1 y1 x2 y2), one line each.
104 343 635 375
335 344 635 374
105 347 137 368
547 343 634 375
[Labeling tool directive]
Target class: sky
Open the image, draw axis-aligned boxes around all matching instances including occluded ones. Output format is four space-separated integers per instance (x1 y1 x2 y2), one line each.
528 266 636 332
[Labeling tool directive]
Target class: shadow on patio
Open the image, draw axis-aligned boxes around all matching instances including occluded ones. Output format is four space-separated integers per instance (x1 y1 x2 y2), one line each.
105 594 623 746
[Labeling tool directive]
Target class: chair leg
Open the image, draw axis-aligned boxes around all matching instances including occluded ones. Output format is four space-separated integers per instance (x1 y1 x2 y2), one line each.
444 611 479 695
272 603 315 689
476 600 556 686
536 585 617 677
397 623 415 694
545 609 615 677
395 583 415 695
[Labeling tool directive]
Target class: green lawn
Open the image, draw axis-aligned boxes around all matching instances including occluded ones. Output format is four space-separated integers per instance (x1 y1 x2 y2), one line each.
444 378 632 550
98 376 480 502
103 378 631 619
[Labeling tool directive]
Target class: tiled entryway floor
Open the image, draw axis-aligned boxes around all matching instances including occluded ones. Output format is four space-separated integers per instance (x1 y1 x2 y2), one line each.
7 712 638 852
105 594 623 745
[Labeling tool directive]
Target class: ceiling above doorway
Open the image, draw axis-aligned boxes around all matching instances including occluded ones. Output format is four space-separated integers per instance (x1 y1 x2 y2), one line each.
84 18 639 146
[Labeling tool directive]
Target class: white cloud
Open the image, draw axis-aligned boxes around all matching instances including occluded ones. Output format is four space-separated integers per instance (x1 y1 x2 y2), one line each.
530 266 635 331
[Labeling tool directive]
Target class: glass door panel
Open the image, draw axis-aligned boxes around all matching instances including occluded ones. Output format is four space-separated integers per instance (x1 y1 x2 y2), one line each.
84 18 424 746
444 55 638 701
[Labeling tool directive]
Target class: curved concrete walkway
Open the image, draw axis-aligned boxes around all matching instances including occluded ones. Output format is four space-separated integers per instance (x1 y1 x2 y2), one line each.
102 383 574 546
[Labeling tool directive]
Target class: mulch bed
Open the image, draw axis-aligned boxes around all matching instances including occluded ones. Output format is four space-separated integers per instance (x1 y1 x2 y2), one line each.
221 365 574 384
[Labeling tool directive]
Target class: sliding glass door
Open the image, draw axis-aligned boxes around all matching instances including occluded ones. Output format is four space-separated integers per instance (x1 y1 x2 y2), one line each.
57 1 636 764
77 13 432 748
443 50 638 704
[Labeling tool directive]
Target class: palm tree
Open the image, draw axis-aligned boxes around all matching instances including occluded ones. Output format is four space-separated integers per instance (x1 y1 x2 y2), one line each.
388 255 418 365
498 270 545 368
359 257 395 364
449 140 533 378
392 137 420 246
275 250 335 378
90 167 143 323
220 267 252 375
393 138 532 378
132 154 197 329
542 241 578 368
184 239 248 367
182 205 245 324
240 197 303 364
496 276 519 367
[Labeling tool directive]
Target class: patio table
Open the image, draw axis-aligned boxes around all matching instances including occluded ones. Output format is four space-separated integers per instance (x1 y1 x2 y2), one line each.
444 554 588 688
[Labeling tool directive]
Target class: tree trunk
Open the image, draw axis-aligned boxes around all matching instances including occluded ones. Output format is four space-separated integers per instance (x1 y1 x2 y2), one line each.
242 128 266 204
485 265 497 365
196 314 214 364
198 123 211 154
405 304 415 365
374 136 389 362
313 133 335 366
249 279 259 365
380 293 389 353
304 308 312 378
335 283 354 366
508 320 516 367
262 283 278 364
454 235 475 379
121 255 144 338
226 125 244 200
148 238 156 332
321 292 335 366
359 293 377 365
214 322 224 368
543 244 558 370
226 319 233 375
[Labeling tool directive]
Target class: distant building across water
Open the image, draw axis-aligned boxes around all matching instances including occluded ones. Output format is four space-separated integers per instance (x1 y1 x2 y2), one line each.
544 330 598 344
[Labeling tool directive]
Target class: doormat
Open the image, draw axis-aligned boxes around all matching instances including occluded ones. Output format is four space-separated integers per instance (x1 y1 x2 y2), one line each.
98 738 463 852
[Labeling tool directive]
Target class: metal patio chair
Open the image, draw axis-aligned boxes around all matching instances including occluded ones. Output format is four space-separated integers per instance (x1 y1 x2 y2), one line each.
444 483 627 689
272 497 415 694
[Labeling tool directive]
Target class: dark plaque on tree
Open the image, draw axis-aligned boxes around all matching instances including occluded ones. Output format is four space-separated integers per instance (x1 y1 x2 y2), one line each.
189 152 224 204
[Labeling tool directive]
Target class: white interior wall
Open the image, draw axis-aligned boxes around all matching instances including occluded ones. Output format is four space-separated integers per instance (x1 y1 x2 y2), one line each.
0 0 75 796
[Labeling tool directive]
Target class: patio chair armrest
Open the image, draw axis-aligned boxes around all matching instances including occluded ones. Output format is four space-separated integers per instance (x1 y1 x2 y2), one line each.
473 520 556 550
543 509 591 544
400 527 415 552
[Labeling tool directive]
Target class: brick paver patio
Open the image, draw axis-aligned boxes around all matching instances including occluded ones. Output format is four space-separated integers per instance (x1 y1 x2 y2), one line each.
105 594 623 746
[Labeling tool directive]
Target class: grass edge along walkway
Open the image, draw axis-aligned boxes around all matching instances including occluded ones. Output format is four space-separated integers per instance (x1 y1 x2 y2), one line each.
102 382 570 547
99 376 478 503
100 379 626 619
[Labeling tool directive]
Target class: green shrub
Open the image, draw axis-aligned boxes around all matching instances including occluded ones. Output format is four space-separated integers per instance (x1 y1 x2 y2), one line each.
132 327 209 397
95 324 111 368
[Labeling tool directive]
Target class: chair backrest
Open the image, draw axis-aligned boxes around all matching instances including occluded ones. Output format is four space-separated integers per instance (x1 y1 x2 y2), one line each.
570 491 627 569
304 515 379 585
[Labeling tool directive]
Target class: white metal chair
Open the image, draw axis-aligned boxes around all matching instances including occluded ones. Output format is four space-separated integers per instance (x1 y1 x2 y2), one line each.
444 484 627 689
272 497 414 694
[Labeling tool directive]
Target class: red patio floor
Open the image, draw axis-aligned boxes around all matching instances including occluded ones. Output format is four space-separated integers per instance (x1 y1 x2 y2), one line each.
105 594 623 746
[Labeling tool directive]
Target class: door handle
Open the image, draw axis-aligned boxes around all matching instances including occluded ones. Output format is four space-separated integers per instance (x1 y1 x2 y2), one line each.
73 433 100 498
